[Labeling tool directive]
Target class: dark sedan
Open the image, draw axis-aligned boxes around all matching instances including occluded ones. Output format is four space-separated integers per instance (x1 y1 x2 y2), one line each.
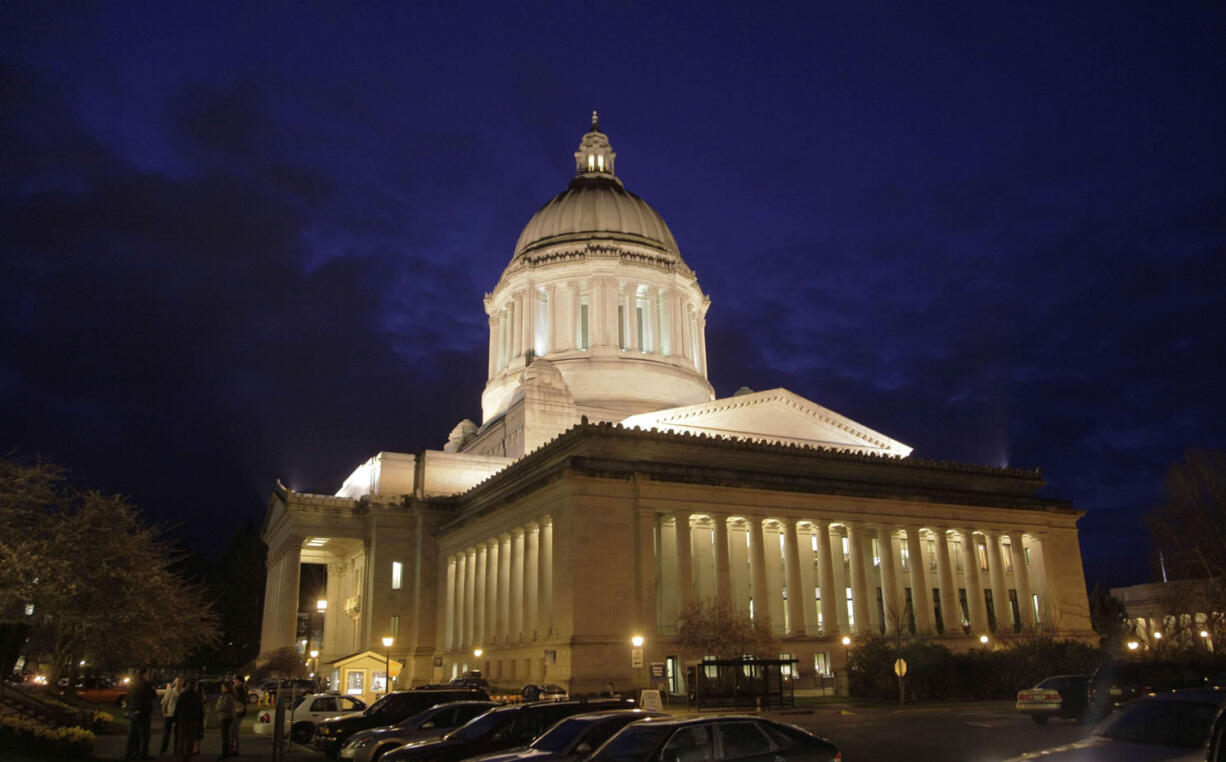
382 698 635 762
467 710 665 762
314 688 491 758
340 700 500 762
586 715 840 762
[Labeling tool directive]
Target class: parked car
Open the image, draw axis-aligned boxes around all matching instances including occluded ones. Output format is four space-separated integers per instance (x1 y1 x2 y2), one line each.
72 676 129 705
251 678 318 705
254 692 368 743
521 684 569 702
381 698 636 762
1088 660 1210 719
586 715 840 762
314 687 492 758
466 709 665 762
1016 674 1090 724
1003 688 1226 761
339 700 500 762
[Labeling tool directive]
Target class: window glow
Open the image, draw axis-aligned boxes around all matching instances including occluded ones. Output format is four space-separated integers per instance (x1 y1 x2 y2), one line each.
597 154 604 171
317 599 327 611
588 154 595 170
392 561 402 590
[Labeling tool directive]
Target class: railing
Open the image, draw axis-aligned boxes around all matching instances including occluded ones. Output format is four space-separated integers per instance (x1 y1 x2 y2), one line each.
0 683 92 729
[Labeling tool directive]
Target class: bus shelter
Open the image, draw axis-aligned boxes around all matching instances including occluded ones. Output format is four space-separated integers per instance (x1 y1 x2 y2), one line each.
687 658 797 710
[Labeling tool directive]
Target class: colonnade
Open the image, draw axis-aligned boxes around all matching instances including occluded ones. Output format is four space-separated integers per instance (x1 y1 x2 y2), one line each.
654 513 1044 638
444 517 554 651
488 277 707 377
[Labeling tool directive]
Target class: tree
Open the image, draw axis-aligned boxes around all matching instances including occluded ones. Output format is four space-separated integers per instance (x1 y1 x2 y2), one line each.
0 456 219 681
1088 584 1130 650
1148 448 1226 583
676 599 776 659
195 521 267 674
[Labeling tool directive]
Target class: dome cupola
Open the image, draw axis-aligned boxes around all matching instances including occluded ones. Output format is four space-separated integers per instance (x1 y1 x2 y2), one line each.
477 114 714 437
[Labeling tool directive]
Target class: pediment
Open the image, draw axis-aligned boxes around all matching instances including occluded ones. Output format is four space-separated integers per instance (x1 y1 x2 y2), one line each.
620 388 912 457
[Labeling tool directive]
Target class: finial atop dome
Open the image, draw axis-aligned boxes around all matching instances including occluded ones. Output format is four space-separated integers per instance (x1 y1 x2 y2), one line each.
575 111 617 178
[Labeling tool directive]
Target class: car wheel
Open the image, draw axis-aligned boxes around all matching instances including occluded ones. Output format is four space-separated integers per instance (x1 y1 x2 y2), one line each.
1031 715 1048 725
290 722 314 744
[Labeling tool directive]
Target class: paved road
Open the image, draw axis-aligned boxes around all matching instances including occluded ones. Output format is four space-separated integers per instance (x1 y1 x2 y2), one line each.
783 702 1088 762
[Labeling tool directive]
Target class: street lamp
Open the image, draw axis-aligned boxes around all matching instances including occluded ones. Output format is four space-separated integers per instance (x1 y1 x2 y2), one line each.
1127 640 1140 651
381 637 394 695
309 649 319 684
979 635 989 645
630 636 645 694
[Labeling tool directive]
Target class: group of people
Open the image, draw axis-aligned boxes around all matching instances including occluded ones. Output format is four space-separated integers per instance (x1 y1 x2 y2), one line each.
123 671 248 761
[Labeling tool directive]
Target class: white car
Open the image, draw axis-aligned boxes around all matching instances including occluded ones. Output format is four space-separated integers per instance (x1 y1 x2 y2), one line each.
254 692 367 743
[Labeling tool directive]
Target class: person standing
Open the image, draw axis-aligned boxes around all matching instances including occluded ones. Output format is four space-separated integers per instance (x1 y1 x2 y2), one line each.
228 677 248 756
159 677 183 756
124 668 156 760
214 682 236 760
175 680 204 762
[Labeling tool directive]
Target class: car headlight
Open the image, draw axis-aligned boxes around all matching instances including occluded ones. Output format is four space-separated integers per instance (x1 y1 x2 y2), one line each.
317 726 333 736
349 736 373 749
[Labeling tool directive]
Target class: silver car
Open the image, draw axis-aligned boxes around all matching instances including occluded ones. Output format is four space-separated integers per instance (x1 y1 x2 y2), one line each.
339 700 499 762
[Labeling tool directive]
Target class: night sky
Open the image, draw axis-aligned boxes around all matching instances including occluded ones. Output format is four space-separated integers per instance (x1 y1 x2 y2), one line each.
3 2 1224 592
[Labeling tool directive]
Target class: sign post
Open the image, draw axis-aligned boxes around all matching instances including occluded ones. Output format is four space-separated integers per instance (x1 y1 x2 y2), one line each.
893 658 907 707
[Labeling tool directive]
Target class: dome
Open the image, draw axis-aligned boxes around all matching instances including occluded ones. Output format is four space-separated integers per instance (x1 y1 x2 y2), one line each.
511 112 681 261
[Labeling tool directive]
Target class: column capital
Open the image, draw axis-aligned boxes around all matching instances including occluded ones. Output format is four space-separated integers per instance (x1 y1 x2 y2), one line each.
512 527 526 538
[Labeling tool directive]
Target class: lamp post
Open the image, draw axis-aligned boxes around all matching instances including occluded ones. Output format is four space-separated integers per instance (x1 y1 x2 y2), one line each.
382 637 394 695
309 649 319 690
630 635 644 695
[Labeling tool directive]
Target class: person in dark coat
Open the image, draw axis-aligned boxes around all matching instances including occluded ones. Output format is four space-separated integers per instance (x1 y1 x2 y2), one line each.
175 680 204 762
124 668 157 760
215 682 236 759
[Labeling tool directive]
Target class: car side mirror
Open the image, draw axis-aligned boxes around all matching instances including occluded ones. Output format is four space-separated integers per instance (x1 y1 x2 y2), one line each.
575 742 592 754
421 721 435 729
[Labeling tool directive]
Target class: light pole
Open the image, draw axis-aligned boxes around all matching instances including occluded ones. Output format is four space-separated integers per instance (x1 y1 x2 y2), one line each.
309 649 319 689
382 637 394 695
630 635 644 696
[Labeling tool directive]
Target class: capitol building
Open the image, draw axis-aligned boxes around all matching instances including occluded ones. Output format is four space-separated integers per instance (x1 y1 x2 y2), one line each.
258 115 1093 696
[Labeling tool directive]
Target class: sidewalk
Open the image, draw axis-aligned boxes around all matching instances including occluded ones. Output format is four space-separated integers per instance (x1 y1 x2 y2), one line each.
92 717 321 761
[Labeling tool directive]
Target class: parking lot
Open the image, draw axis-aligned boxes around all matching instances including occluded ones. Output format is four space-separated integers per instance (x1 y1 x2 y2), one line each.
90 699 1091 761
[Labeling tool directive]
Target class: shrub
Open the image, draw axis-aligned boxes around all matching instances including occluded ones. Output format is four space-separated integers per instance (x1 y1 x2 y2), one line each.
0 715 94 759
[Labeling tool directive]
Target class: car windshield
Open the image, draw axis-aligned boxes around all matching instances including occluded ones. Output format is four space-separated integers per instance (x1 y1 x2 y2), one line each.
366 694 411 717
590 724 672 762
530 717 592 752
446 710 511 741
1098 699 1219 748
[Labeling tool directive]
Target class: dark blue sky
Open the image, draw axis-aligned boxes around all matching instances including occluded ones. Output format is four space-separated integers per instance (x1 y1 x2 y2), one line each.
3 2 1223 591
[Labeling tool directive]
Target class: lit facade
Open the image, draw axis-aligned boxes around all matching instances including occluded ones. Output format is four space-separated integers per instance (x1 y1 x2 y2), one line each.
259 115 1094 694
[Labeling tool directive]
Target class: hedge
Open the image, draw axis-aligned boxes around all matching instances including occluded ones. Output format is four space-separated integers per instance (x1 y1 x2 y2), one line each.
0 715 94 759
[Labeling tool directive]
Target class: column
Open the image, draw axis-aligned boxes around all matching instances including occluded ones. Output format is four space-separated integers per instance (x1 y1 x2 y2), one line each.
511 529 525 641
444 556 457 650
498 534 512 641
485 539 499 645
1008 531 1036 629
525 523 540 638
749 518 769 623
626 289 639 352
538 517 554 636
697 314 709 376
846 523 871 634
713 514 733 606
675 512 694 606
520 290 532 360
905 526 933 632
933 528 961 634
322 561 342 657
875 526 900 633
487 317 497 379
453 548 465 651
474 545 487 646
815 520 839 636
783 519 806 636
636 511 658 632
985 530 1009 632
961 529 988 633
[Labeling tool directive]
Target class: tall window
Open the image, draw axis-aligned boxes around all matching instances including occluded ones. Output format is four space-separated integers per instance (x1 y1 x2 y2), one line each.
984 589 997 632
1008 590 1021 632
899 538 910 571
904 588 916 634
1002 544 1014 572
618 304 626 349
814 652 830 676
815 587 823 632
578 298 589 350
779 653 794 678
871 537 880 567
845 587 854 628
841 536 850 566
927 539 937 570
958 588 970 632
953 541 963 571
932 588 944 634
391 561 402 590
1032 593 1041 623
534 289 548 357
391 615 400 639
977 542 989 571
